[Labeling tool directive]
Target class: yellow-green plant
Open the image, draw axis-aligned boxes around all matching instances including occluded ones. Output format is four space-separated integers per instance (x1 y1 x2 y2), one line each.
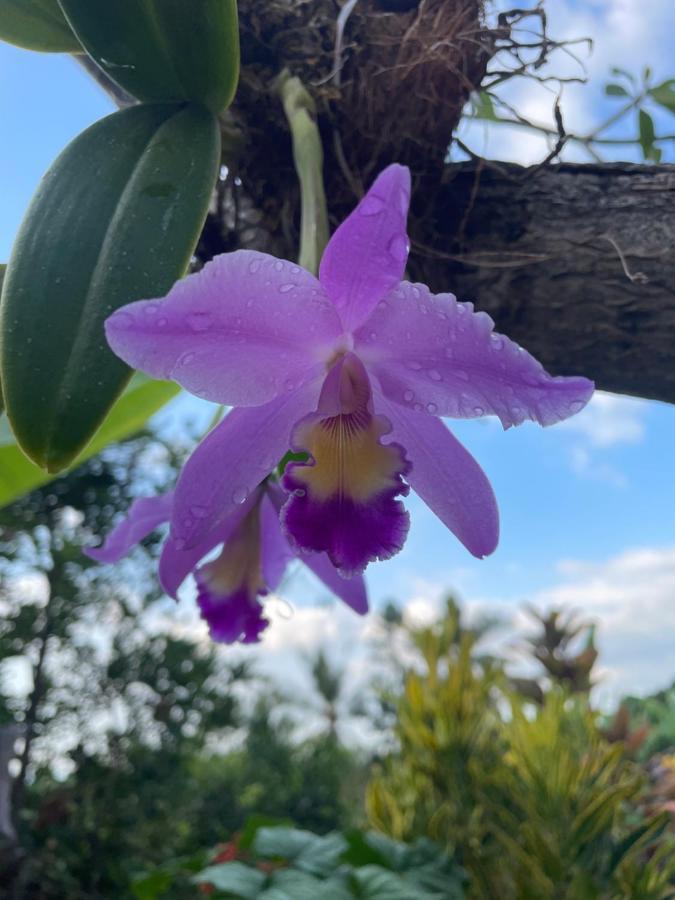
367 601 675 899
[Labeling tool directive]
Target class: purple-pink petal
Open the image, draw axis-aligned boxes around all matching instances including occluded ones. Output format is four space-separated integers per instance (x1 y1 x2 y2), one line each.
196 583 268 644
158 493 257 598
282 487 409 578
301 552 369 615
376 393 499 559
357 281 594 428
260 490 294 590
170 379 322 550
319 164 411 333
84 492 173 563
105 250 341 407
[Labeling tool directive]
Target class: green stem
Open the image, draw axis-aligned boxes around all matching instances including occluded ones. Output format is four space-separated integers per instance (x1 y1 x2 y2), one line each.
276 70 329 276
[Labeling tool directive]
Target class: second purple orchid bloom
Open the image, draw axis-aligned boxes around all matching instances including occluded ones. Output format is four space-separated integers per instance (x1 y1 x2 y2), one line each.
90 164 593 643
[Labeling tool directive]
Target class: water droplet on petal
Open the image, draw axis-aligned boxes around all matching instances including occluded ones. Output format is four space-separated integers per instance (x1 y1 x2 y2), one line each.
406 361 422 371
455 370 470 381
360 194 385 216
187 312 212 332
279 283 295 293
294 488 306 498
369 331 377 341
179 352 196 366
190 505 208 519
143 303 159 315
473 405 485 415
568 399 586 413
274 260 284 272
413 402 424 412
248 259 261 274
378 300 388 311
404 390 415 402
491 335 504 350
387 234 409 262
113 312 134 328
290 265 301 274
175 538 186 551
284 378 296 391
232 487 248 504
426 402 438 413
157 317 168 326
428 369 442 382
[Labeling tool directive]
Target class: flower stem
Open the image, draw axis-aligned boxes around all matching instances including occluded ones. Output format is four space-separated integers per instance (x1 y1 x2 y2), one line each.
276 70 329 276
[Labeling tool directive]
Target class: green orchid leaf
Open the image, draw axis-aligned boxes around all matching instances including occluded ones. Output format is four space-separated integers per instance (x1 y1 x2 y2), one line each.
58 0 239 113
0 375 179 508
0 0 80 52
0 102 220 472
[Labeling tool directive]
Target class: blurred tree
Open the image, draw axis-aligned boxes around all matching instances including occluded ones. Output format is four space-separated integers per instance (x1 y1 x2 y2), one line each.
367 601 675 899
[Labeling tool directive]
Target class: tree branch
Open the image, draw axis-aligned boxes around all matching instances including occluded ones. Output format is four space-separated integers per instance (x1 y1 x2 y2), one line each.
412 162 675 405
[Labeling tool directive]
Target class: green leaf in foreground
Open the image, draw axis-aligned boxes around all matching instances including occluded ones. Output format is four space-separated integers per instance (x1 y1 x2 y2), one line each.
193 862 266 898
0 0 80 52
0 102 219 472
58 0 239 113
0 376 179 508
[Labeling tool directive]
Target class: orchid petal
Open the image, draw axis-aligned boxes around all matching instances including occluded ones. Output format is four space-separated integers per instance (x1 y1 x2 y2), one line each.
377 393 499 558
158 493 257 598
171 378 322 550
105 250 341 406
260 491 294 590
84 492 173 563
282 356 410 576
301 553 369 615
319 165 411 333
357 282 594 428
266 480 368 612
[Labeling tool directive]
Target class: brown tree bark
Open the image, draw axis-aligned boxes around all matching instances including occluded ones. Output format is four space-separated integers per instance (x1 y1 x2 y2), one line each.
412 162 675 405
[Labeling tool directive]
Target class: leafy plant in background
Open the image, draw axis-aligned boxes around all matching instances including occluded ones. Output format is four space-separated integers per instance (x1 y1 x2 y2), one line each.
135 820 467 900
0 434 369 897
367 601 675 899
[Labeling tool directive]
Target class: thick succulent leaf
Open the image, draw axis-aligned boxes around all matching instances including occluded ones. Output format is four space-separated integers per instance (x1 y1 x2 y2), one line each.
58 0 239 113
0 0 79 52
0 376 179 508
0 102 219 472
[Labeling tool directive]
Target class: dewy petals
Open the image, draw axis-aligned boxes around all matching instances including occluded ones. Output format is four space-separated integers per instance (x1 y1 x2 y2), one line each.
105 250 341 408
103 162 594 591
86 483 368 645
282 354 410 575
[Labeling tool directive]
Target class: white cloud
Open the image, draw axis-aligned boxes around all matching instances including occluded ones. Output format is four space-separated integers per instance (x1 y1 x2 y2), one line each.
372 543 675 710
559 391 647 448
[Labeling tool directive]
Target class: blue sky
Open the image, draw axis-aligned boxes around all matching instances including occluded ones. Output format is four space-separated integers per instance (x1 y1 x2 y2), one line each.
1 1 674 708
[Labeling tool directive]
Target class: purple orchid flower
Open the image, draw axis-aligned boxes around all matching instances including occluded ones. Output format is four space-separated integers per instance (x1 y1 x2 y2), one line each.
104 164 593 578
85 481 367 644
